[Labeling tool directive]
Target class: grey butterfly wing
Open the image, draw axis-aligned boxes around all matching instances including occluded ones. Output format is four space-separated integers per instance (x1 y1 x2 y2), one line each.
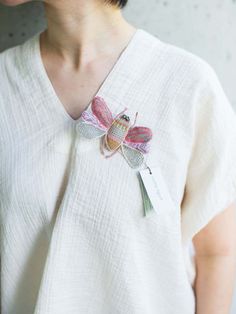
121 144 145 169
76 120 106 139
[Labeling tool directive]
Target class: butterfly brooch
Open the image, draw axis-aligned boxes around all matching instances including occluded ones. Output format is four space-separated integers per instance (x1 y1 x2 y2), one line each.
76 96 153 169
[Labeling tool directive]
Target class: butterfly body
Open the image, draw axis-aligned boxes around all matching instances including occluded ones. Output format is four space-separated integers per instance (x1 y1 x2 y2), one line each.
77 96 153 168
105 115 131 151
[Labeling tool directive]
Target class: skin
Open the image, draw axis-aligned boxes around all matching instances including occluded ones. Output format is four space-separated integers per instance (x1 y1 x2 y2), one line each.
2 0 136 120
193 201 236 314
1 0 236 312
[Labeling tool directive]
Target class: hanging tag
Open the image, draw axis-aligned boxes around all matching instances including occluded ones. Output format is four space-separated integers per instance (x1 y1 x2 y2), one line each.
138 164 174 216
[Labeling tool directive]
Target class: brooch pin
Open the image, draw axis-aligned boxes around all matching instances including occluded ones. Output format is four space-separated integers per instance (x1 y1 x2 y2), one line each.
76 96 153 169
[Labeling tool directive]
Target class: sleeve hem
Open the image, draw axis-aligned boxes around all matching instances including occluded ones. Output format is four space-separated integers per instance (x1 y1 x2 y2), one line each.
181 175 236 246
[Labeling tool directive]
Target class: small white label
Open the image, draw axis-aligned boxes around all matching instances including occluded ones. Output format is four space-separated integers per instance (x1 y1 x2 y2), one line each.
139 165 174 213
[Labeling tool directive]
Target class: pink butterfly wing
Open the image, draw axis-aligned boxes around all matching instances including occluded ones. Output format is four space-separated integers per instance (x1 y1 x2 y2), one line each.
125 126 153 144
91 96 113 128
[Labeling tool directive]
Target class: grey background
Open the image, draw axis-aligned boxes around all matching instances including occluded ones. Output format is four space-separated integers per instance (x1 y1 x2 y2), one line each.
0 0 236 312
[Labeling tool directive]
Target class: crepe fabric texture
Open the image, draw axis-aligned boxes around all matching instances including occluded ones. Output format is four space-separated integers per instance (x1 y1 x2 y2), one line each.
1 28 236 314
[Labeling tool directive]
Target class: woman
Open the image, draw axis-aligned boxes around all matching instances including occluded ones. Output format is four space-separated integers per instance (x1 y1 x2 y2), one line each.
0 0 236 313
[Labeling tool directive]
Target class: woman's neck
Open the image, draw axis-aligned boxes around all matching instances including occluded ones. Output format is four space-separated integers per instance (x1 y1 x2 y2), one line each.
41 0 135 68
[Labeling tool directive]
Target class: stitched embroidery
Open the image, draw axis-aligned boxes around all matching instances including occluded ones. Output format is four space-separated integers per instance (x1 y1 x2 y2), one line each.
76 96 153 169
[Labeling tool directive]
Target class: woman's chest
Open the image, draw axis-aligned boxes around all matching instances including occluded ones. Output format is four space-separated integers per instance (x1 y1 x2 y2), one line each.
0 105 190 228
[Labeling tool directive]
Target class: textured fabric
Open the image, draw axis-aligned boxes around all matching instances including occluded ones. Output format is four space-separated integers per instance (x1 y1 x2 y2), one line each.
1 28 236 314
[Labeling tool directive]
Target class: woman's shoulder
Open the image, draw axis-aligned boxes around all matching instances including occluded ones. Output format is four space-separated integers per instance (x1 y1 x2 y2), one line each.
0 44 15 74
0 43 23 85
141 28 217 87
0 46 20 106
0 33 37 76
0 34 36 98
0 40 24 66
0 46 17 100
0 35 37 124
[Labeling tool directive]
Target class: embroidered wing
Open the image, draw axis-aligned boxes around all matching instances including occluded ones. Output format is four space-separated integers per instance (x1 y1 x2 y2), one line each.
121 145 145 169
122 126 153 168
91 96 114 128
76 96 114 139
76 110 107 139
125 126 153 145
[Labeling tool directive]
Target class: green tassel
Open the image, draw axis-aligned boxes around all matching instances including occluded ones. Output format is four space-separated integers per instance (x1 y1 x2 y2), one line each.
137 172 154 216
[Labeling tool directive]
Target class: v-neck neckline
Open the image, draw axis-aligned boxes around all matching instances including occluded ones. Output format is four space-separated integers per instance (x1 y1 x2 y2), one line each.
30 28 142 125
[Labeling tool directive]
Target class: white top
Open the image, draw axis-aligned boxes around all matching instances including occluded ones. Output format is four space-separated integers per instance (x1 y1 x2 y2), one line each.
1 28 236 314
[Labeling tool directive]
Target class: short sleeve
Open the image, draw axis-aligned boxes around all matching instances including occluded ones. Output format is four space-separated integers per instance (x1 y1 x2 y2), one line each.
181 64 236 246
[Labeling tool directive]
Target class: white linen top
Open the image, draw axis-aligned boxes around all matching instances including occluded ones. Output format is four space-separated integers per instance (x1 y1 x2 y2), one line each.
1 28 236 314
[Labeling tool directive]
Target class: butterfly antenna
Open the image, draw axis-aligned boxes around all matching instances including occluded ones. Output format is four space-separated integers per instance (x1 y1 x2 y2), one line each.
113 107 128 120
130 111 138 128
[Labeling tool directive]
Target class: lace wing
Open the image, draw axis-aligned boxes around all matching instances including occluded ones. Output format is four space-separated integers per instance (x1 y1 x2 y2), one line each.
77 110 107 139
91 96 114 128
121 144 145 169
